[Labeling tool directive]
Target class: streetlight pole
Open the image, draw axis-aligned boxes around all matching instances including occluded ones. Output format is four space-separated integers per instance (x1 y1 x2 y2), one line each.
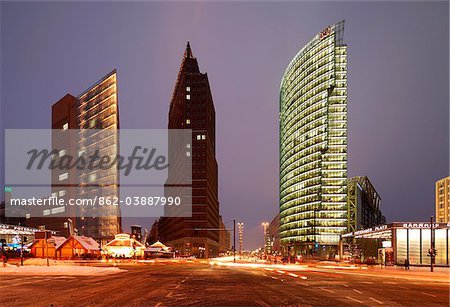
430 216 434 272
233 220 236 263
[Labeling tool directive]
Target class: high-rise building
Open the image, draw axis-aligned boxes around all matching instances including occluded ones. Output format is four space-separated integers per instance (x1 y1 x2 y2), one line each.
131 225 143 243
279 21 348 255
158 42 220 258
347 176 385 231
219 215 231 255
28 70 121 244
268 213 280 255
76 70 121 244
436 176 450 223
27 94 78 236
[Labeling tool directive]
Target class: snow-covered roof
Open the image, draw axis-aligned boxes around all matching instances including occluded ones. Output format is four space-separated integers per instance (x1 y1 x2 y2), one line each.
31 236 66 249
71 236 100 251
52 236 68 249
150 241 168 249
103 233 145 248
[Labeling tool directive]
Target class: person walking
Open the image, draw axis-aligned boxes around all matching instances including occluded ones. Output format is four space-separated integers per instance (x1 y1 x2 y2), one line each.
404 258 410 270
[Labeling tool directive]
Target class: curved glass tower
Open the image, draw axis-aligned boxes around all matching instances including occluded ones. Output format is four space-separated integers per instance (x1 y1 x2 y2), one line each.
279 21 348 253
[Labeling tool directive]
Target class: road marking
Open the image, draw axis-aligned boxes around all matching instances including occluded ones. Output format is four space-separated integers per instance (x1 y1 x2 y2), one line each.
382 281 397 285
288 273 298 278
154 302 162 307
277 270 285 274
346 296 363 304
300 276 307 280
271 276 278 280
342 282 349 287
369 297 384 305
175 284 180 289
320 287 335 294
362 281 373 284
255 300 271 307
1 281 35 288
420 292 437 298
166 292 173 298
353 288 363 294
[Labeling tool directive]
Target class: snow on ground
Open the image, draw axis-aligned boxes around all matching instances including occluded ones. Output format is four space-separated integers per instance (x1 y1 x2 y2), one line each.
0 264 125 276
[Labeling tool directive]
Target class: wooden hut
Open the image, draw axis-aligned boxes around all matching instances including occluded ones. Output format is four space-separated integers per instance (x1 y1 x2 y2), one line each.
56 235 101 259
30 236 66 258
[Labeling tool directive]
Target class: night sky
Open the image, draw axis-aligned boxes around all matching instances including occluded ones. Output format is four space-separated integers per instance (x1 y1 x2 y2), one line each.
1 2 448 250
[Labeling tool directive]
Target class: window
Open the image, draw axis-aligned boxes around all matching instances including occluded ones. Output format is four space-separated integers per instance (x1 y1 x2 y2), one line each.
51 207 65 214
186 144 191 148
196 135 201 140
59 149 66 157
43 210 50 216
89 173 97 182
186 95 191 100
186 152 191 157
186 87 191 92
78 150 85 157
202 135 206 140
62 123 68 131
90 119 97 128
59 190 66 197
186 119 191 124
51 192 57 198
59 173 68 181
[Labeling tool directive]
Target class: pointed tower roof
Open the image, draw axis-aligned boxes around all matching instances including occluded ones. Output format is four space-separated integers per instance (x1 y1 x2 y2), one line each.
184 41 193 59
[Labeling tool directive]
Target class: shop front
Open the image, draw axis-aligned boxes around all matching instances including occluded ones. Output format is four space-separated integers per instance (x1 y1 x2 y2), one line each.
341 222 450 267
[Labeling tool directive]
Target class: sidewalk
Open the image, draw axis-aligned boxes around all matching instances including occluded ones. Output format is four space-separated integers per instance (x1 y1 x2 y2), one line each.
310 263 450 283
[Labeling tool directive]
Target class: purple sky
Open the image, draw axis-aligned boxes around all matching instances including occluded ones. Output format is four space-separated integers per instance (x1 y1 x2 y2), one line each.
1 2 448 250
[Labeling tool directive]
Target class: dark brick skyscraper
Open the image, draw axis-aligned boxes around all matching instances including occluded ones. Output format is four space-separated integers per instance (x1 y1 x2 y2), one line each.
158 42 220 258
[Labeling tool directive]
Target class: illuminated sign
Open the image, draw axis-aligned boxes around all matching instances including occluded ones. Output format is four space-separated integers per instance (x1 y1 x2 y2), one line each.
320 27 332 39
401 223 440 229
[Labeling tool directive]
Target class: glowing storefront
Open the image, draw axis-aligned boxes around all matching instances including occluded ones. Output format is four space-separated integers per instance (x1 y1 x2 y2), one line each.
279 20 348 253
342 222 450 266
103 233 145 258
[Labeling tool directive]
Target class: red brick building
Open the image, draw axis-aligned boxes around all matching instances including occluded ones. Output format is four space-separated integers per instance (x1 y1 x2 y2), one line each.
158 42 220 258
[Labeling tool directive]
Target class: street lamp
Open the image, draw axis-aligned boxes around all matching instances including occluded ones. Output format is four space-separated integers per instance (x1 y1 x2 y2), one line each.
237 222 244 258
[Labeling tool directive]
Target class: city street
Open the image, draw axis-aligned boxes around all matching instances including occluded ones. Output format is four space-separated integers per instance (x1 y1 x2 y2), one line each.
0 261 448 306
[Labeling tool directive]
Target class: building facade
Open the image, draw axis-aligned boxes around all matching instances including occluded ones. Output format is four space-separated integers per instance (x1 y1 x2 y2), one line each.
158 42 220 258
279 21 348 255
436 176 450 223
268 213 280 255
342 222 450 267
27 71 121 244
347 176 386 231
219 216 231 255
76 70 121 244
31 94 78 236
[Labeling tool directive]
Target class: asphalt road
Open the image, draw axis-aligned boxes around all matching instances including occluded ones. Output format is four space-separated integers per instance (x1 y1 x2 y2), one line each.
0 262 448 306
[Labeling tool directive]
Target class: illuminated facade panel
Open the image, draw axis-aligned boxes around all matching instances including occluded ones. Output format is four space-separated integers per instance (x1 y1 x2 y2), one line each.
435 176 450 223
77 70 121 244
279 21 347 249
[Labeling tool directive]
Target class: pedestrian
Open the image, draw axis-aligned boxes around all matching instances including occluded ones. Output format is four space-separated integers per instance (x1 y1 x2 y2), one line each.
2 253 7 267
404 259 410 270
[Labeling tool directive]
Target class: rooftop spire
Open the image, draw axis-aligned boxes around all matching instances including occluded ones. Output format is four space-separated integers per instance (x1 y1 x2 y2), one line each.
184 41 193 58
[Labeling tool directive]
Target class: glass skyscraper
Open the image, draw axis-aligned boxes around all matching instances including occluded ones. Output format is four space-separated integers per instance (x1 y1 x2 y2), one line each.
279 21 348 255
